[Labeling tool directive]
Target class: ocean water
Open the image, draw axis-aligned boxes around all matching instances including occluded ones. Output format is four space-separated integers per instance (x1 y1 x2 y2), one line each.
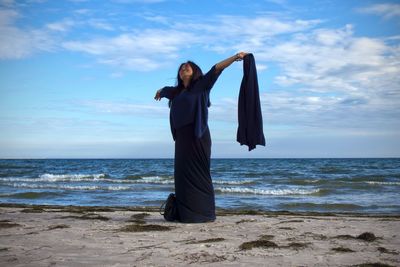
0 158 399 214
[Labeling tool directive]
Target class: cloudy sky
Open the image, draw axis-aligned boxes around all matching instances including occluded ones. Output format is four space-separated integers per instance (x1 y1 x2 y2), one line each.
0 0 399 158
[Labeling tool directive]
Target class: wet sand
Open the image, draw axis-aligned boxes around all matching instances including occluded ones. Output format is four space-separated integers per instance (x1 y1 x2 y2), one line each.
0 204 399 266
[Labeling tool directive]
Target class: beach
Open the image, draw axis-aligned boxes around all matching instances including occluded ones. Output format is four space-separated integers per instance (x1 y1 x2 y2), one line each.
0 204 399 266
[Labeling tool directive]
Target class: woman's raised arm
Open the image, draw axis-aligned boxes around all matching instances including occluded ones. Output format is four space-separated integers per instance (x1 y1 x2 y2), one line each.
215 52 248 72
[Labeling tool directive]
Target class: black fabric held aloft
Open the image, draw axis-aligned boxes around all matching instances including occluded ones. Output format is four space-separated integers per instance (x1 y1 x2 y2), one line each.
237 53 266 151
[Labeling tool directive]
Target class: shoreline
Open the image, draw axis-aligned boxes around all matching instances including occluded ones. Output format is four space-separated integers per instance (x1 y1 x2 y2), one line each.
1 204 399 266
1 203 400 218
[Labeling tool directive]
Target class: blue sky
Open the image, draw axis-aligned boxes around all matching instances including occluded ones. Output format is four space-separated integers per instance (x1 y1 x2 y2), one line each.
0 0 399 158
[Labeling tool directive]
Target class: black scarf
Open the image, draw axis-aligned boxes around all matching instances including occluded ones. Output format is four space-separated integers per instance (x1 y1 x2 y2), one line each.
237 53 266 151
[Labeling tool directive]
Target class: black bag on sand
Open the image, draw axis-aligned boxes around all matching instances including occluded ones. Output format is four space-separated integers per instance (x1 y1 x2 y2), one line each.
160 193 177 221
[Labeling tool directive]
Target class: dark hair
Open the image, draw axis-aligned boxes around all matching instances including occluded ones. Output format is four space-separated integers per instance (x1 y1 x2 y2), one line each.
169 61 203 107
176 61 203 90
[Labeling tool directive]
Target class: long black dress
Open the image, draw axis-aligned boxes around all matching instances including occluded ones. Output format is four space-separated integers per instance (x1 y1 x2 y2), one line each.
160 66 221 223
174 123 215 223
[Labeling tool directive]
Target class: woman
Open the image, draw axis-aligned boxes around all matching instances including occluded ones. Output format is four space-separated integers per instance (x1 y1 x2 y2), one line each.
155 52 248 223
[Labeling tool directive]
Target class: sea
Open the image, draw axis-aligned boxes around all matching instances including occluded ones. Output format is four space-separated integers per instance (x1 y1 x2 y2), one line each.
0 158 399 214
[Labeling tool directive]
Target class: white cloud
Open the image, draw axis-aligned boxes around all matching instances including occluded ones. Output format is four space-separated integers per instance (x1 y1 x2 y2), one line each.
60 14 320 70
0 9 55 59
63 30 198 70
0 8 116 59
73 8 91 15
46 19 76 32
209 87 400 139
256 63 268 71
78 99 169 116
87 19 114 31
251 24 399 102
0 8 18 25
204 19 400 137
357 3 400 19
170 15 321 53
0 10 321 68
142 15 170 25
46 18 114 32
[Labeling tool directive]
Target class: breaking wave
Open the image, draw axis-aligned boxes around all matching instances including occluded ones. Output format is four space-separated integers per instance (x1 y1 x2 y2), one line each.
215 187 323 196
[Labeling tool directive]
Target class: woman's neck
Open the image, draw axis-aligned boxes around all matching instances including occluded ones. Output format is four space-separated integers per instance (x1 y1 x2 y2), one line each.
182 77 191 88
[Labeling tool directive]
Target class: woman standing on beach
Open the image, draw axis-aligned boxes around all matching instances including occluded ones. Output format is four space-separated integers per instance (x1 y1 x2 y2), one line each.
154 52 248 223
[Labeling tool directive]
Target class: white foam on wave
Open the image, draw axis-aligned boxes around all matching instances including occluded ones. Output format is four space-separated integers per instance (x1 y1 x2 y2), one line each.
0 175 174 185
213 180 254 185
304 179 320 183
9 183 131 191
39 173 107 181
215 187 321 196
365 181 400 186
0 177 115 183
138 176 173 184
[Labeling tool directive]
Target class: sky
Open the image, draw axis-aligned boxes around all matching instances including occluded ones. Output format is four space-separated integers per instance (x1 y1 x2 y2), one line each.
0 0 399 158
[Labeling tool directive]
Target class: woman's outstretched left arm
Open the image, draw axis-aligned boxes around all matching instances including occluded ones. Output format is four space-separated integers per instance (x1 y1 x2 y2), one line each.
215 52 248 72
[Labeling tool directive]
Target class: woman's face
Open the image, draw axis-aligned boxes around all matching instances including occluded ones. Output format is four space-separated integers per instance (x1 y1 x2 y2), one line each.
179 63 193 80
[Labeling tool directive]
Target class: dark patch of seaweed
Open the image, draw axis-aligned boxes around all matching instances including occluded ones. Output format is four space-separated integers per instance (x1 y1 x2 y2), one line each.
334 232 377 242
0 222 20 229
127 213 150 224
118 224 172 232
61 213 109 221
239 240 278 250
332 246 355 253
48 224 70 230
186 238 225 244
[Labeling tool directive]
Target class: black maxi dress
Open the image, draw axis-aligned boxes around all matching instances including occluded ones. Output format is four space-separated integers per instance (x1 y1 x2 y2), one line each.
160 66 222 223
174 123 214 223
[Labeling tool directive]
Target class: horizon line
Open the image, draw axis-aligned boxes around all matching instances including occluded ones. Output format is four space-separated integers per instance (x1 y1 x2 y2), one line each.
1 157 399 160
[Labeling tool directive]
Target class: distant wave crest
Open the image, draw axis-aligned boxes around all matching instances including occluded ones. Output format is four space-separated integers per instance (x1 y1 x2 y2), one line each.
215 187 321 196
213 179 255 185
0 174 175 185
365 181 400 186
39 173 108 181
8 183 131 191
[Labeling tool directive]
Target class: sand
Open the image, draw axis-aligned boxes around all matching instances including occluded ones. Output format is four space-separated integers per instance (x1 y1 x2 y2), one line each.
0 204 399 267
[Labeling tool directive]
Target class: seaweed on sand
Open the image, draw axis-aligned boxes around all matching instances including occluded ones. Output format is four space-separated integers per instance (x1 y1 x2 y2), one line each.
0 222 20 229
235 219 256 224
284 242 309 250
258 234 274 240
357 232 377 242
186 238 225 244
278 220 304 224
61 213 110 221
118 224 172 232
377 247 399 255
127 213 150 224
332 246 355 253
47 224 70 230
20 207 45 213
334 232 377 242
239 239 278 250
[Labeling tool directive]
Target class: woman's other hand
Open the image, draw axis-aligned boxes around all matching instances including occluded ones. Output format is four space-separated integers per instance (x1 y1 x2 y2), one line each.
154 89 162 101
